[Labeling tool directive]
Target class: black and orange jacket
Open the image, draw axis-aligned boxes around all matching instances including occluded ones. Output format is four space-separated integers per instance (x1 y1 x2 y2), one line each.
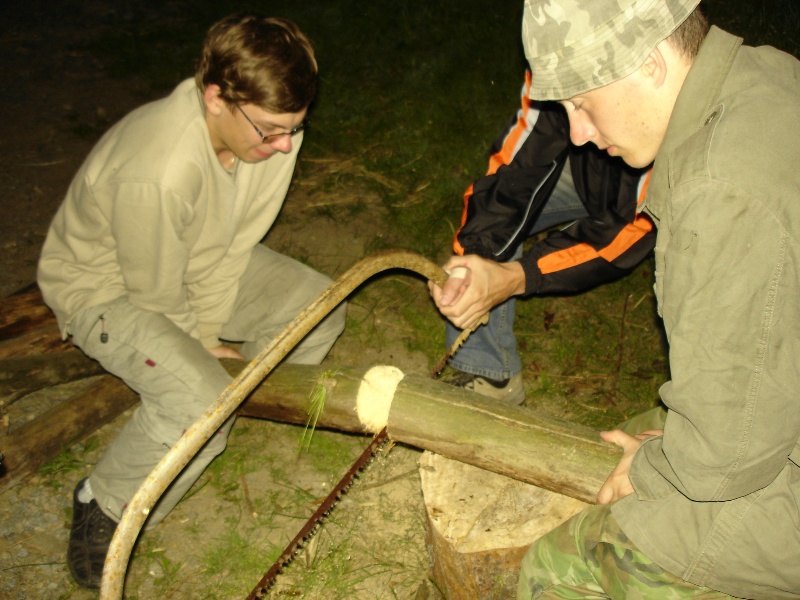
454 73 656 296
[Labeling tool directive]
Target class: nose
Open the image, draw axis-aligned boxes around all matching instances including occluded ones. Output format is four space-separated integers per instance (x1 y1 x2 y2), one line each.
566 112 595 147
269 134 293 154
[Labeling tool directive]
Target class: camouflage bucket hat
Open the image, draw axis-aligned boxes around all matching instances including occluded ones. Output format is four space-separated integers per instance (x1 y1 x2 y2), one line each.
522 0 702 100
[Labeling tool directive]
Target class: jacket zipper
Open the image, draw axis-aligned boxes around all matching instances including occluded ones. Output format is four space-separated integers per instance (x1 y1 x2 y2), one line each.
493 159 560 257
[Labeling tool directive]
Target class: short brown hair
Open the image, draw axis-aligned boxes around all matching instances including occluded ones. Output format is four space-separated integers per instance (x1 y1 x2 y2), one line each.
667 7 710 60
195 14 317 113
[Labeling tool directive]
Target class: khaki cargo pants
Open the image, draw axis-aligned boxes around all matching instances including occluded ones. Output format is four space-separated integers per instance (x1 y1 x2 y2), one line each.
69 246 346 526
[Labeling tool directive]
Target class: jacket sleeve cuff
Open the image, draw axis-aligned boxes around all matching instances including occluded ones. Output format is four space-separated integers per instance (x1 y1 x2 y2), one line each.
519 255 542 296
629 437 679 500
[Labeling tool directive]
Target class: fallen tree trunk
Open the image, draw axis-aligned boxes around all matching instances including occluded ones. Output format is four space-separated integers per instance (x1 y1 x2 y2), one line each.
0 350 105 406
0 284 70 359
0 283 54 334
237 363 617 503
1 361 618 503
0 376 139 492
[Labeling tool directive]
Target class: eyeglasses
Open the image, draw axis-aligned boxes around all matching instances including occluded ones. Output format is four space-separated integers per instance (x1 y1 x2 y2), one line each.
234 103 307 144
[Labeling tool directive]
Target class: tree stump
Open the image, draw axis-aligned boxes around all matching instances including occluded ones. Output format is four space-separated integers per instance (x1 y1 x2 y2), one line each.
420 451 589 599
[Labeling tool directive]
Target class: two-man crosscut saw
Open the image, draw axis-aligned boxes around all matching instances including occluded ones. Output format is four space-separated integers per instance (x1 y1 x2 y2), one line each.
244 266 485 598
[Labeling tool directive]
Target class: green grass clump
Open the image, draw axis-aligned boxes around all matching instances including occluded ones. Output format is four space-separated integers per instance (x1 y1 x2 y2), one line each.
201 529 280 598
299 370 340 452
516 261 668 429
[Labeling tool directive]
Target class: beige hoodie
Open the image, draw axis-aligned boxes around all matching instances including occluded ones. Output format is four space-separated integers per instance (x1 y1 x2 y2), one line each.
38 79 301 348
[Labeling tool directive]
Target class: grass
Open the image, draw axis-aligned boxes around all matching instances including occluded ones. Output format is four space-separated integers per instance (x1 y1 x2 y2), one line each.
111 416 429 599
201 528 279 598
266 447 429 599
299 370 340 453
37 435 101 487
517 260 668 429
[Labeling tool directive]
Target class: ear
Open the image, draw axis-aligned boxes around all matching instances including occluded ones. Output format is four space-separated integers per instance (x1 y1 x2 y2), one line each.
203 84 226 116
639 44 668 89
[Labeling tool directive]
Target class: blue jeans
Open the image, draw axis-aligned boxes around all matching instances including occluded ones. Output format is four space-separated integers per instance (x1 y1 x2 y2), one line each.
446 161 587 380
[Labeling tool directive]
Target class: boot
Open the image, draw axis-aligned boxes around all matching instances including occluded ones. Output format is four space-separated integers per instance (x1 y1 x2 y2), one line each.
67 478 118 589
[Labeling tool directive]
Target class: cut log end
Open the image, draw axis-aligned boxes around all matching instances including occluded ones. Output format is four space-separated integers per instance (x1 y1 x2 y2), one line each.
420 451 588 599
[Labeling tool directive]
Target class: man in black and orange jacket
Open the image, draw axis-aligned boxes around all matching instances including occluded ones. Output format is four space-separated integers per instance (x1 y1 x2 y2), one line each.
429 72 654 404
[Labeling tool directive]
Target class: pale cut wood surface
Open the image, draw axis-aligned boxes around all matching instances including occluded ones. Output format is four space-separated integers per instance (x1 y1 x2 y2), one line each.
420 451 588 599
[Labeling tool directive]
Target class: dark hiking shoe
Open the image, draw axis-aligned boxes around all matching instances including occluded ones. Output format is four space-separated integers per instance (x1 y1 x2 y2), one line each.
67 478 117 589
442 370 525 405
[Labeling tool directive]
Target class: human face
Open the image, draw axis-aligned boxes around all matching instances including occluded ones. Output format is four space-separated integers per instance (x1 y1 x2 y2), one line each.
206 92 307 164
234 103 308 145
559 73 663 169
230 103 307 162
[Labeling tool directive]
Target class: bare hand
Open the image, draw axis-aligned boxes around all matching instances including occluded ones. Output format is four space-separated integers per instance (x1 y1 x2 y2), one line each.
427 255 525 330
206 344 245 360
596 429 660 504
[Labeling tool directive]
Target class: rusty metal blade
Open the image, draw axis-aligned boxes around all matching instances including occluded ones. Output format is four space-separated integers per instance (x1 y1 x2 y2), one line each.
246 427 390 599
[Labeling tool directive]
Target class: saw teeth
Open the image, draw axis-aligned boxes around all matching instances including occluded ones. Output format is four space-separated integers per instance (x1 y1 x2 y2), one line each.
247 429 389 596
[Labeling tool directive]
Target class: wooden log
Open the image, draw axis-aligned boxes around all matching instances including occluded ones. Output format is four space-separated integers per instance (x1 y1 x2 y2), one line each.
420 451 587 599
0 350 105 406
0 324 71 360
386 374 616 504
0 283 71 359
237 364 618 503
0 363 619 503
0 376 139 492
0 283 53 333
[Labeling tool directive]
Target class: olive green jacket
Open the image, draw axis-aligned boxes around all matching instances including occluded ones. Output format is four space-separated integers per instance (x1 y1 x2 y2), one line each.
613 27 800 599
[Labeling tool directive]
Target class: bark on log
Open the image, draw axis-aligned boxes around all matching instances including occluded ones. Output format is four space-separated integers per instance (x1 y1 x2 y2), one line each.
1 362 619 503
0 350 105 406
237 363 620 503
0 376 139 492
0 326 71 361
0 283 53 333
420 451 588 599
0 284 70 359
231 365 619 503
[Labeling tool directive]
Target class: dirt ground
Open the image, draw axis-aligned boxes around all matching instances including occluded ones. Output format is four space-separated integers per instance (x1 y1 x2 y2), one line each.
1 4 450 599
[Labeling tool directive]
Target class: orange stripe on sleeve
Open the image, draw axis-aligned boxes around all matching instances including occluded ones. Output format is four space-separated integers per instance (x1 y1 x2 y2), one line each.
454 72 535 256
487 71 534 176
537 169 653 275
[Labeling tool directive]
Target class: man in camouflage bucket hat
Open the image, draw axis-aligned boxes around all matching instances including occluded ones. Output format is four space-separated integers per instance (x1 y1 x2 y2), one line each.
515 1 800 599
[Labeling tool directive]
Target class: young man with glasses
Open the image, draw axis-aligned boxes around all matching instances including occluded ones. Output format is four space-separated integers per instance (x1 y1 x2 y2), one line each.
37 14 345 589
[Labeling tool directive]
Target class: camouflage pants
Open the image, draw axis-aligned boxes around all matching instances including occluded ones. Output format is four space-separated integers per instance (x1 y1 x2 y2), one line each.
517 502 734 599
